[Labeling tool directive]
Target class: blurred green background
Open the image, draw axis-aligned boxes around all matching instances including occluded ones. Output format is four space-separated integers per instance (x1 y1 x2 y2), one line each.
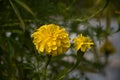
0 0 120 80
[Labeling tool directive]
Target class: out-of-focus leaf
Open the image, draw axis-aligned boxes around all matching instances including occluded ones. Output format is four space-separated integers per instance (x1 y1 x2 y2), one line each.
117 17 120 32
11 30 23 34
14 0 35 17
7 39 15 59
9 0 25 32
54 68 69 80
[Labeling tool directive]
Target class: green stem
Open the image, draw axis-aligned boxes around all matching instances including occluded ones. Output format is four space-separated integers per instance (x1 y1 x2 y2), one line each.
93 42 100 62
104 52 109 65
56 50 85 80
43 55 52 80
68 50 84 72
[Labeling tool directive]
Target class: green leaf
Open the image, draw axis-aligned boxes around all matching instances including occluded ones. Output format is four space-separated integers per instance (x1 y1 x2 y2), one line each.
9 0 25 32
14 0 35 17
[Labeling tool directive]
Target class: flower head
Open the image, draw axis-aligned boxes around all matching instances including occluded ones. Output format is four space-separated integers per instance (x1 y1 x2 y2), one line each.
100 39 115 54
31 24 70 56
73 34 94 52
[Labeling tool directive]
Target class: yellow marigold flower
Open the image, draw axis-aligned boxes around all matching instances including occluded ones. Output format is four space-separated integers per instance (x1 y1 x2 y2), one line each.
100 39 115 54
73 34 94 52
31 24 70 56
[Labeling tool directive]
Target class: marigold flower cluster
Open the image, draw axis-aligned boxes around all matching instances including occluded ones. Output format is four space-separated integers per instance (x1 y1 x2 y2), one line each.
73 34 94 52
32 24 94 56
31 24 70 56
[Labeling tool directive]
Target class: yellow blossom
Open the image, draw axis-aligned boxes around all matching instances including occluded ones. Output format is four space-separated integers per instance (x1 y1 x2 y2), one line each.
73 34 94 52
100 39 115 54
31 24 70 56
